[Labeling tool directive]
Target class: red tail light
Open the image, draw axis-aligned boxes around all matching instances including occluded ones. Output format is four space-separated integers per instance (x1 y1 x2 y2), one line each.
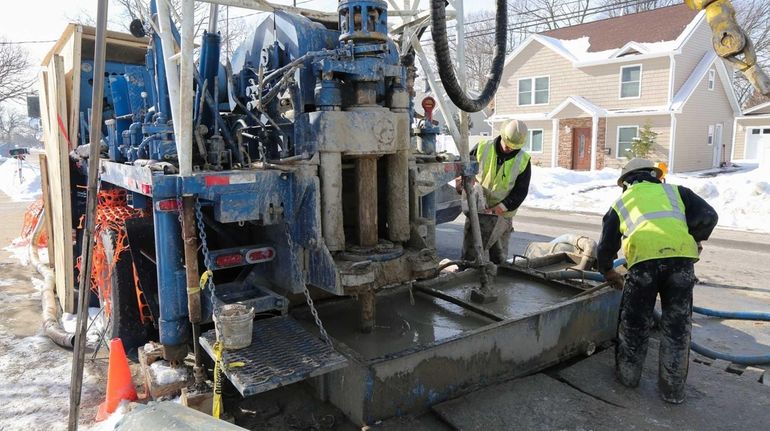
154 199 179 212
215 253 244 268
245 247 276 263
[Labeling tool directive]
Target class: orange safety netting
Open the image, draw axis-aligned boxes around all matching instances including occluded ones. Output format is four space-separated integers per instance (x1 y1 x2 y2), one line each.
19 199 48 247
91 190 152 323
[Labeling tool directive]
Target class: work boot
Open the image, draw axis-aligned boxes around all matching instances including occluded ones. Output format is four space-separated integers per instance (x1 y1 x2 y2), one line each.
660 389 685 404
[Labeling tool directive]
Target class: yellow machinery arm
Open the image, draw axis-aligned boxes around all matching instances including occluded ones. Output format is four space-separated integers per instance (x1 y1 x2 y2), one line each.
685 0 770 97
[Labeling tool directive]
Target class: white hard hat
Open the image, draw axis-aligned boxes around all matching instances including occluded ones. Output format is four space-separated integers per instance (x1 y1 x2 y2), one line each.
618 158 663 187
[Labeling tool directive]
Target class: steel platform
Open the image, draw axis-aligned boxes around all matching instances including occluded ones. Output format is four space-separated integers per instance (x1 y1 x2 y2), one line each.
200 316 348 396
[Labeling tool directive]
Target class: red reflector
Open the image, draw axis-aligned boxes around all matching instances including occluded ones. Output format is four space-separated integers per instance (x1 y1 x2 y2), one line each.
154 199 179 212
245 247 276 264
140 183 152 194
215 253 244 268
205 176 230 186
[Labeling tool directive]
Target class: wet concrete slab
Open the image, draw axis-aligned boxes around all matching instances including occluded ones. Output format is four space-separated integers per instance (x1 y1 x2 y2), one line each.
433 340 770 430
310 289 493 361
440 275 579 319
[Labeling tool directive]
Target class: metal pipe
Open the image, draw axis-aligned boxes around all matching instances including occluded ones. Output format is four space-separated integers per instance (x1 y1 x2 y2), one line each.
69 1 108 429
208 3 219 33
181 197 205 387
178 0 195 176
156 0 182 153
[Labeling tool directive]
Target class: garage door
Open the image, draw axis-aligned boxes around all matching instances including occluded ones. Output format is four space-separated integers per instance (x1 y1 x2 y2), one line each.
746 128 770 160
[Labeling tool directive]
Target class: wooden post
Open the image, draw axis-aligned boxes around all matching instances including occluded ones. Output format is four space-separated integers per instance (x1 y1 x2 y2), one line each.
38 154 56 265
355 157 378 247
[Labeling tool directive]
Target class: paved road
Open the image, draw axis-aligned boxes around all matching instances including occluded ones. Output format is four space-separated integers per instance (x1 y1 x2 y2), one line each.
437 207 770 293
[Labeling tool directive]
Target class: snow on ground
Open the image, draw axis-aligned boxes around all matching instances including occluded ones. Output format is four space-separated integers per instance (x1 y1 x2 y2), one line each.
0 158 41 201
524 164 770 233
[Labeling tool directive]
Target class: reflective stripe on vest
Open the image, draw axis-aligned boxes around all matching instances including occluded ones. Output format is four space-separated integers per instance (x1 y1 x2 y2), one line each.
612 182 699 268
613 184 686 237
476 140 529 217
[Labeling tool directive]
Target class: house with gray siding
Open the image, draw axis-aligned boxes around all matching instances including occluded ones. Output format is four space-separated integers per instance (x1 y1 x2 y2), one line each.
488 4 741 173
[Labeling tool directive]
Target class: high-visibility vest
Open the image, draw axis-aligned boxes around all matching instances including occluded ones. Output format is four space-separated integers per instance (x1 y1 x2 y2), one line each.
611 182 699 268
475 140 530 218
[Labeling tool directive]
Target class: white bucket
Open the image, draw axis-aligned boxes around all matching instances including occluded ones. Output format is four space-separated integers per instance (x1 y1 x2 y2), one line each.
213 304 255 350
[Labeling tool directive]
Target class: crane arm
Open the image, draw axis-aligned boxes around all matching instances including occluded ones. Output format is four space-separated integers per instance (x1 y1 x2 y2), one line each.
685 0 770 97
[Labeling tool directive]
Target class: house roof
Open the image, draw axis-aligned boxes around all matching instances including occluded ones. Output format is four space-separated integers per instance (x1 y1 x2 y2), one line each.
540 4 699 53
669 50 741 115
744 101 770 115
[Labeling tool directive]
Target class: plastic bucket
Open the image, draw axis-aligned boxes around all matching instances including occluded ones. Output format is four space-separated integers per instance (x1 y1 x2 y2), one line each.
213 304 255 350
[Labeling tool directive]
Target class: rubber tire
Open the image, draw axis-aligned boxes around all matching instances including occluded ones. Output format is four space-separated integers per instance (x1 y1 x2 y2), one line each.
99 229 148 353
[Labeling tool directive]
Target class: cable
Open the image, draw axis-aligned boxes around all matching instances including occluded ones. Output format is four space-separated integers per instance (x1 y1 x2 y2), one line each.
430 0 507 112
0 40 57 45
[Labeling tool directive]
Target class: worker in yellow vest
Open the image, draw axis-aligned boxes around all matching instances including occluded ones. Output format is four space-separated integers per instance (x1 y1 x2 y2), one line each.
597 158 718 404
458 119 532 265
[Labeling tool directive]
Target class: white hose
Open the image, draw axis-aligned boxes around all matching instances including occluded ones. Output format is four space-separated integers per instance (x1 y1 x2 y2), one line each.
28 210 75 348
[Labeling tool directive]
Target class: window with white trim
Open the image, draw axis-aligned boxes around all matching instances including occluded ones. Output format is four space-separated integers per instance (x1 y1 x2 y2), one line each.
620 65 642 98
616 126 639 158
524 129 544 153
707 125 715 145
708 69 716 91
518 77 549 106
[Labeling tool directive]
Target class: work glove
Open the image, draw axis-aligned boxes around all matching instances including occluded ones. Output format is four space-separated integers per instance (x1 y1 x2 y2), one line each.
603 269 625 290
485 203 507 216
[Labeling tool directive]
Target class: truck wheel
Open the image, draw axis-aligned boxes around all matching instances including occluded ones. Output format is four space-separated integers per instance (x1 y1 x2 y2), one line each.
98 229 148 353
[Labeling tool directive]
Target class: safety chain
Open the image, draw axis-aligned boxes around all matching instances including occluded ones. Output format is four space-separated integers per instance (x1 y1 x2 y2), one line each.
283 222 333 348
194 197 218 316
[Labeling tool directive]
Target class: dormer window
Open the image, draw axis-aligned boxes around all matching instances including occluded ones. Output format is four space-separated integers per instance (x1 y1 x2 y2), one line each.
708 69 716 91
620 65 642 99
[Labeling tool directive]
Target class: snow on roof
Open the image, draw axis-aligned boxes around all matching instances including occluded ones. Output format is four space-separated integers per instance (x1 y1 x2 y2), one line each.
506 6 704 67
541 4 699 53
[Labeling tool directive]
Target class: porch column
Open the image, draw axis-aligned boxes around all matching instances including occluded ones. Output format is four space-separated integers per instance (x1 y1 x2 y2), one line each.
590 115 599 171
551 118 559 167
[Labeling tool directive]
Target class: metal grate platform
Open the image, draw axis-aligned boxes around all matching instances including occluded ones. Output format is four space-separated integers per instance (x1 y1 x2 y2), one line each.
200 316 347 397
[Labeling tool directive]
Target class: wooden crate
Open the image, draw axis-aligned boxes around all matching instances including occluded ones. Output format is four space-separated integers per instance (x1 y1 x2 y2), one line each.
38 24 149 313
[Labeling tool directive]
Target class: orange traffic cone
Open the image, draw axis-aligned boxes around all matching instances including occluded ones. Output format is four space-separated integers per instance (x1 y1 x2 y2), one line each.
96 338 138 421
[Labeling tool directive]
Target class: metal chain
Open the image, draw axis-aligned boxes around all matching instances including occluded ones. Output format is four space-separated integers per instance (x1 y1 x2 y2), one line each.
194 197 218 316
283 222 333 348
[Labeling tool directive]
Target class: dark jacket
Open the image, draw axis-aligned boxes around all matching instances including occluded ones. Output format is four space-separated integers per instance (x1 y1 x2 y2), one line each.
596 174 719 273
469 136 532 212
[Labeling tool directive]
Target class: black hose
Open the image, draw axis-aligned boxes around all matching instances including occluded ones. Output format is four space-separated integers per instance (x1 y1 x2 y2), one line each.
430 0 507 112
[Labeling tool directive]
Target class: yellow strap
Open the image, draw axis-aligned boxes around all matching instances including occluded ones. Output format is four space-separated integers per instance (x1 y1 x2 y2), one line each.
212 341 223 418
199 270 213 291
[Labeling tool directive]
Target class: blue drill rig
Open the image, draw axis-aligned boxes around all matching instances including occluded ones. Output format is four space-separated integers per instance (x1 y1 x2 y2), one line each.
71 0 466 371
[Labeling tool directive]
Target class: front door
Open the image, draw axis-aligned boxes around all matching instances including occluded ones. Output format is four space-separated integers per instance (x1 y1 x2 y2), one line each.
571 127 592 170
713 123 723 167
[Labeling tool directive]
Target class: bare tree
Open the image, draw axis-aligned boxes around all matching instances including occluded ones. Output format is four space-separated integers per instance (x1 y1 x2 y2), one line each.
732 0 770 106
508 0 595 32
0 39 34 105
601 0 678 18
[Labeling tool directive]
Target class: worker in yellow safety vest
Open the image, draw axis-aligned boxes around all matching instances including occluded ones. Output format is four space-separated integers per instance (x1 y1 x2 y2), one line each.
597 158 718 404
457 119 532 265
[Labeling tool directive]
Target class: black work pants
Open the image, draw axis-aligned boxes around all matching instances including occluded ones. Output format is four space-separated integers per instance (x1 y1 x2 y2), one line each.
615 257 697 403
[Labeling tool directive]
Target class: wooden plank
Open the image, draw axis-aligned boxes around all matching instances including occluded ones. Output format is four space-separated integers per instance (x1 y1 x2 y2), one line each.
46 54 75 313
37 70 52 148
355 157 378 247
68 25 83 150
38 154 56 265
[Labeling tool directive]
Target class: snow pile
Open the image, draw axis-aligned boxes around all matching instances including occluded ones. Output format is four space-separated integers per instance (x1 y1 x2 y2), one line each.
0 158 41 201
524 165 770 233
62 307 107 346
150 360 190 385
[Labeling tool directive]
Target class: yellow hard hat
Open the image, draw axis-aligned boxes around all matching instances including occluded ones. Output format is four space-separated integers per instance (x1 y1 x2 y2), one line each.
500 120 528 150
618 158 663 187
